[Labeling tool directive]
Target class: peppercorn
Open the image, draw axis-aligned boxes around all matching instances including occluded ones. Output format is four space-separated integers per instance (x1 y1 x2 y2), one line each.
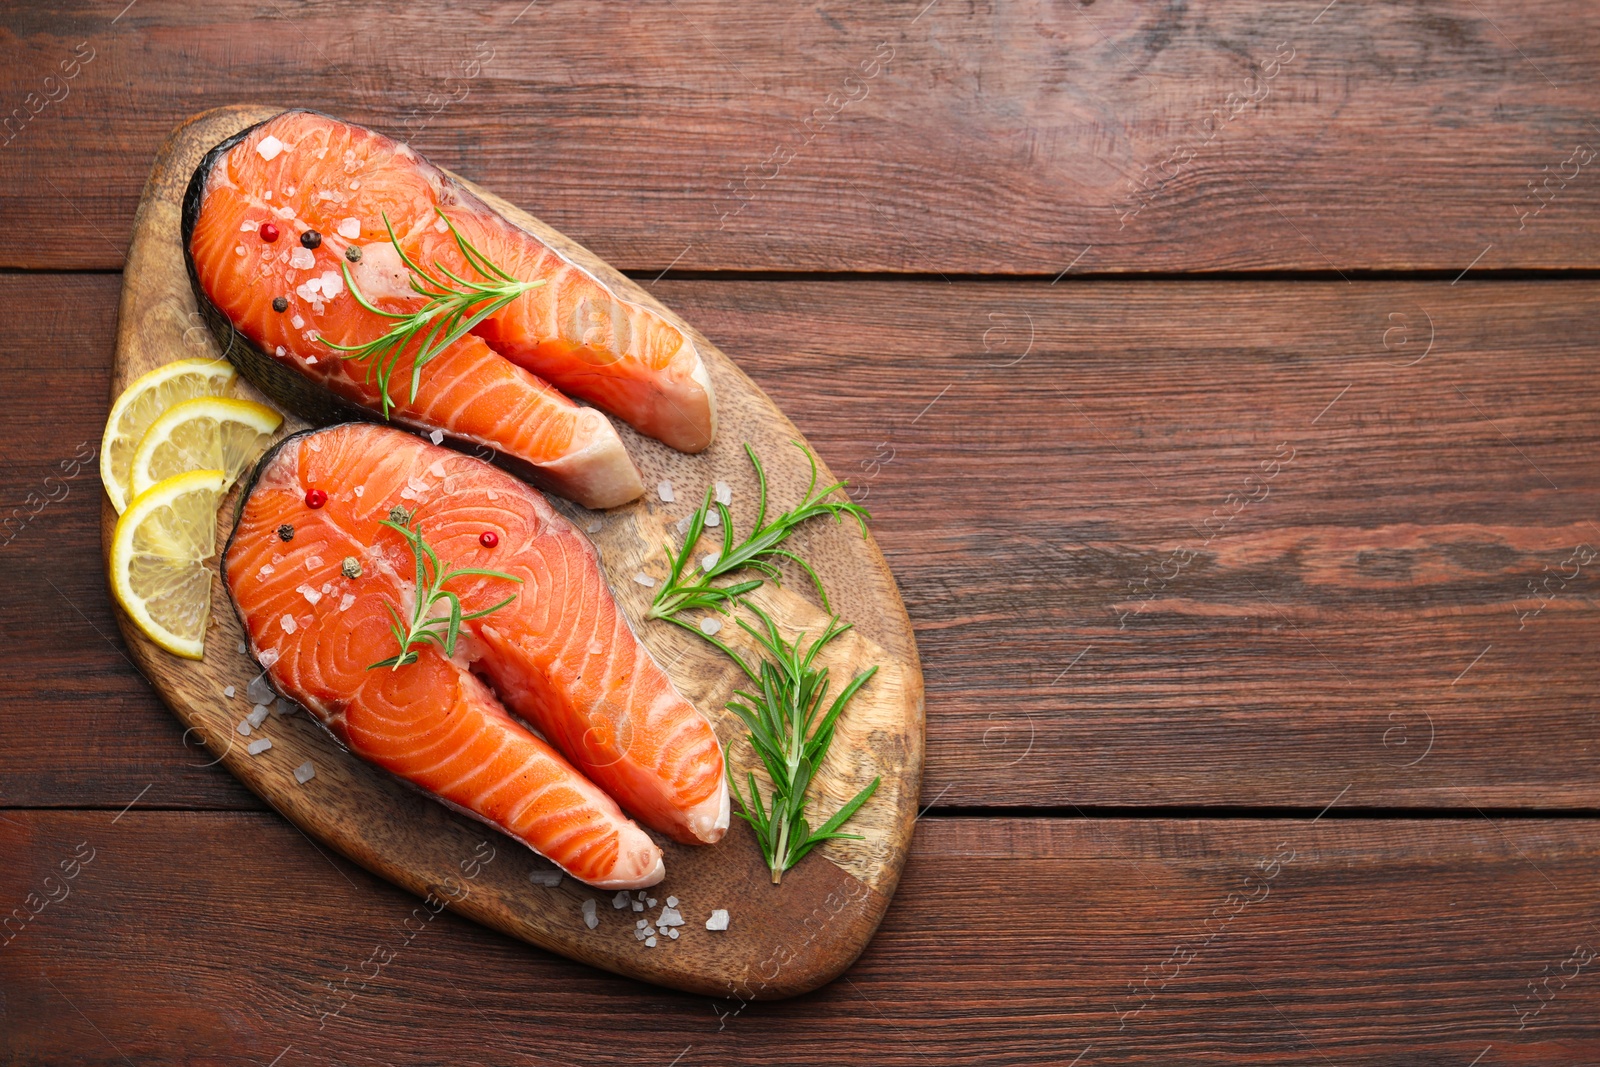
300 229 322 249
272 296 288 313
480 531 499 548
259 222 280 243
345 245 362 262
388 506 411 525
277 524 295 542
341 556 362 579
305 488 328 509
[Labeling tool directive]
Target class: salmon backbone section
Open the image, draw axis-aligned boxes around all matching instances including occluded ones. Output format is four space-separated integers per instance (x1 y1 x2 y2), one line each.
183 109 718 510
223 423 729 889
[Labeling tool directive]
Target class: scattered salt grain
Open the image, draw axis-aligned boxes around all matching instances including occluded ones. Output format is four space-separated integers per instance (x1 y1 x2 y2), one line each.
636 919 647 929
705 510 721 528
701 552 720 572
647 897 657 908
657 480 675 503
262 189 272 200
273 696 296 717
257 648 280 669
223 685 236 699
666 896 679 908
247 674 275 703
715 481 732 505
317 189 335 201
529 868 563 887
305 555 323 571
706 909 730 931
582 898 598 930
614 891 631 909
699 617 722 636
248 704 270 728
353 485 364 497
434 215 449 233
275 345 287 358
294 760 316 784
319 270 344 299
247 738 273 755
657 907 683 928
275 205 294 219
633 572 656 588
291 313 306 328
289 247 315 270
240 220 259 233
305 355 318 365
632 900 644 912
280 614 297 634
429 429 444 445
237 641 248 654
645 936 657 947
236 720 252 736
298 583 323 606
428 461 447 478
586 519 602 534
256 135 283 161
337 217 361 239
668 928 679 939
339 593 355 612
588 640 604 656
259 563 275 578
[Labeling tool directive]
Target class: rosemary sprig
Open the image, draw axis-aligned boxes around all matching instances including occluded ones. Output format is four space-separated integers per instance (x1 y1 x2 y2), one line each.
721 602 880 884
645 441 869 625
368 517 522 670
321 209 544 418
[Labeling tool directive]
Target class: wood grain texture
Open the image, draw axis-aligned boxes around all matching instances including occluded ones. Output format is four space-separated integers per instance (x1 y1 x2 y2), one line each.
92 107 923 997
3 811 1599 1065
5 1 1600 273
4 273 1600 811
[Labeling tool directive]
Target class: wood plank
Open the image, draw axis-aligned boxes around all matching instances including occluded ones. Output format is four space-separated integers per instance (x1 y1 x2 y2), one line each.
5 274 1600 810
3 811 1598 1064
5 1 1600 272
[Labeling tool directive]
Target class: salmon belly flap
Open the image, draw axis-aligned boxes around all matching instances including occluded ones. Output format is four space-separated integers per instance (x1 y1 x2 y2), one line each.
187 109 716 511
224 424 728 887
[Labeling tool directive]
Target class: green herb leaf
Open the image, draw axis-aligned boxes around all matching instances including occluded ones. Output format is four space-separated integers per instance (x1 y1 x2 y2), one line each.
644 442 869 625
320 209 545 419
367 517 522 671
720 602 879 883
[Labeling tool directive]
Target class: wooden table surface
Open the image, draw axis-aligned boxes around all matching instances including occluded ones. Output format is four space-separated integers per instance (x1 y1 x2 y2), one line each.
3 2 1598 1063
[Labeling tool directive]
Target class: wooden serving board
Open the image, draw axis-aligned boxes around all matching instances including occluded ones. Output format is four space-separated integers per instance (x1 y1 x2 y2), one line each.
102 105 924 1000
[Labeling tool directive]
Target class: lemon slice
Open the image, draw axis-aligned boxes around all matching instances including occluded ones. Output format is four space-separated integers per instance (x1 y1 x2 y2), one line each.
110 469 226 660
102 359 237 513
129 397 282 500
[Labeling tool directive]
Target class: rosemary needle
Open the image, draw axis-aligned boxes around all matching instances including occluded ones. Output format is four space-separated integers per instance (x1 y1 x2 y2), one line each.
321 208 544 419
368 517 522 671
645 441 868 626
720 603 880 884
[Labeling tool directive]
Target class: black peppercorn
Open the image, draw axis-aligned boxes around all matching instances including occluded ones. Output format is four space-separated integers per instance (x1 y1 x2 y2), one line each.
277 524 295 542
272 296 288 313
345 245 362 262
300 229 322 249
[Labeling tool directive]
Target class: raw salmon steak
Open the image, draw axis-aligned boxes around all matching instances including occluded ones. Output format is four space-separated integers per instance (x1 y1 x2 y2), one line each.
225 424 728 885
186 110 716 507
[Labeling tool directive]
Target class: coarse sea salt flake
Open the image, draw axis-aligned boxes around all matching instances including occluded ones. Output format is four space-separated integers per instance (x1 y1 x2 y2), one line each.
298 583 323 606
291 312 306 328
657 480 675 503
238 641 248 654
256 135 283 161
529 868 563 887
668 927 679 939
305 555 323 571
429 429 444 445
248 704 270 728
701 552 720 572
223 685 236 699
666 896 679 908
582 899 598 930
428 461 447 478
715 481 732 505
658 907 684 928
700 617 722 636
705 510 721 528
248 674 275 703
339 593 355 612
247 738 273 755
257 648 280 669
632 900 644 912
337 217 361 239
236 720 252 736
240 220 259 233
353 485 364 497
614 892 631 909
319 271 343 298
290 247 315 270
633 572 656 588
645 936 657 947
280 614 297 634
706 909 730 931
587 519 602 534
275 345 287 358
294 760 316 784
